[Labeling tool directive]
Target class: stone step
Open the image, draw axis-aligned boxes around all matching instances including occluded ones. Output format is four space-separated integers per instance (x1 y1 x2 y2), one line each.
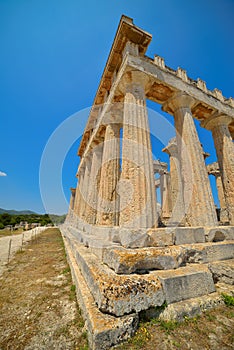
64 231 217 312
62 232 139 350
147 226 234 247
102 241 234 274
102 245 187 274
69 238 165 317
155 265 216 304
208 259 234 285
182 241 234 264
143 282 233 322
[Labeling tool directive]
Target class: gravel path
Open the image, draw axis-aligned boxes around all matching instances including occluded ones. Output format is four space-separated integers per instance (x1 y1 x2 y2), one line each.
0 227 47 276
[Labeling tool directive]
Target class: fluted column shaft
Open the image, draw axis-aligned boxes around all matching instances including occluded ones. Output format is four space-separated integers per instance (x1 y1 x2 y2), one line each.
119 82 157 228
96 124 120 226
163 92 217 227
163 139 185 225
69 188 76 210
202 114 234 225
160 171 172 220
86 145 103 224
73 170 84 218
80 157 92 222
216 175 229 224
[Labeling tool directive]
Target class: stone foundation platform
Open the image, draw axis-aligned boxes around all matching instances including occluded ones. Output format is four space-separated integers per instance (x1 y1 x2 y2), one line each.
61 225 234 350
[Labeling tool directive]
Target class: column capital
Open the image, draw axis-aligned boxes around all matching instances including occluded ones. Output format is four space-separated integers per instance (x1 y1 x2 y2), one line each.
91 143 104 158
70 187 76 195
162 137 178 157
207 162 220 177
201 113 234 130
76 166 85 178
118 70 149 95
162 92 195 115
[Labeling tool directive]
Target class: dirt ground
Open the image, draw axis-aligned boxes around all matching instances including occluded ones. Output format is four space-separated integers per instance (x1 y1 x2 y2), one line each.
0 228 233 350
0 228 88 350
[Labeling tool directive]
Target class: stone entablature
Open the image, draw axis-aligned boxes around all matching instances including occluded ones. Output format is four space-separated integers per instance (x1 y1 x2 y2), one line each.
78 16 234 159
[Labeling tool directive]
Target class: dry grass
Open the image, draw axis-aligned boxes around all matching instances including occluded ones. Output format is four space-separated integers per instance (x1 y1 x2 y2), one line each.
0 228 88 350
0 228 24 237
115 304 234 350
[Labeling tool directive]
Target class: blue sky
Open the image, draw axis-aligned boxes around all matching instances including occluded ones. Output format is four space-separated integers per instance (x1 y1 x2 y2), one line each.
0 0 233 214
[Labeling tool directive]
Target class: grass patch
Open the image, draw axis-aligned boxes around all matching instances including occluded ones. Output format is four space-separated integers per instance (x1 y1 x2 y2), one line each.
62 267 70 274
69 284 76 301
221 293 234 307
158 319 179 334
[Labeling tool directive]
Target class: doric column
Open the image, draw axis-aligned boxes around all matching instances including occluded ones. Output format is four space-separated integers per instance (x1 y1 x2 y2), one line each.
163 92 217 227
119 73 157 229
73 168 85 218
96 124 120 226
160 171 172 221
207 162 229 224
80 156 92 222
202 114 234 225
67 188 76 224
85 145 103 225
163 138 185 226
69 188 76 210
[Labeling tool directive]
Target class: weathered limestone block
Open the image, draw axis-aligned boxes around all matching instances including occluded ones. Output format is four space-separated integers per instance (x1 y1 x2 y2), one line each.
63 233 139 350
72 240 165 316
147 228 174 247
174 227 205 245
205 226 234 242
102 246 187 274
208 259 234 285
119 228 151 248
147 227 205 246
155 265 216 304
183 241 234 264
145 290 227 322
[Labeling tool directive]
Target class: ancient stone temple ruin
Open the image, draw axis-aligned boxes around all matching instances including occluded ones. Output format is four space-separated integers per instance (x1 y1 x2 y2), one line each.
62 16 234 350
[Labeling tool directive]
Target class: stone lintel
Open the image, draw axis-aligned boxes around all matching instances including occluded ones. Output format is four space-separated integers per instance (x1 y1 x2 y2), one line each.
126 54 234 119
153 160 168 174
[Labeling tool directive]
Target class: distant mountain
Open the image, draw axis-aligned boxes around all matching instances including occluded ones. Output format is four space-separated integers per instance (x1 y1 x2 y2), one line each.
0 208 37 215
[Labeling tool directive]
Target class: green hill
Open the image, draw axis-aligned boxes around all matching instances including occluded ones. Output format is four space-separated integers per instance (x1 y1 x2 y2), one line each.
0 208 37 215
